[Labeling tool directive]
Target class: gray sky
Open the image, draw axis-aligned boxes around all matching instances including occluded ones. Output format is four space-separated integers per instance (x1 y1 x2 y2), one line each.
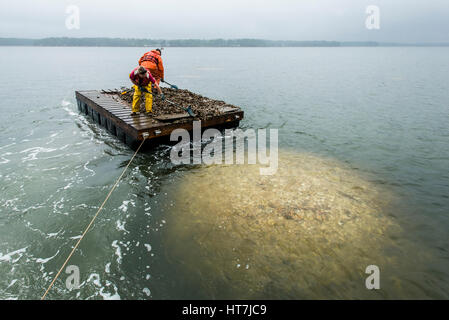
1 0 449 42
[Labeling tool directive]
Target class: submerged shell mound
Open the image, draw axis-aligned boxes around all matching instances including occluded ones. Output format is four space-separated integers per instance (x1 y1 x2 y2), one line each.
163 150 401 299
116 87 238 119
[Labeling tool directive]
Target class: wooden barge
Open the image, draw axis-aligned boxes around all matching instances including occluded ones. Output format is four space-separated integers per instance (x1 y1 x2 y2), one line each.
75 89 244 150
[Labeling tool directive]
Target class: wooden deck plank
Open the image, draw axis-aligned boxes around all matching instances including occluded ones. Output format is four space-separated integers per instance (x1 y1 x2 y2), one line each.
155 113 192 121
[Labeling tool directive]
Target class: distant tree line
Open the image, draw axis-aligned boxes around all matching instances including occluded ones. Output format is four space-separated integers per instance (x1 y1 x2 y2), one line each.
0 37 447 47
0 37 344 47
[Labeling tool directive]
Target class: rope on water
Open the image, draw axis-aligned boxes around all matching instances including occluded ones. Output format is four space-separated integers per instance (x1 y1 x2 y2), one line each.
41 136 148 300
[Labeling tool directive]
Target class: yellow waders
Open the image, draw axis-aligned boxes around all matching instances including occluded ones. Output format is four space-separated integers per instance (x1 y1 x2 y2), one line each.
132 84 153 113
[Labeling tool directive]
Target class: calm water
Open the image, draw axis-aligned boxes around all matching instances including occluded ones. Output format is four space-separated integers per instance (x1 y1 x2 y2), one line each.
0 47 448 299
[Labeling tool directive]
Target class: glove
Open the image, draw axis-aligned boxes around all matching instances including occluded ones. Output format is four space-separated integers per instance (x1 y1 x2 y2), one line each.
160 94 165 100
138 86 146 93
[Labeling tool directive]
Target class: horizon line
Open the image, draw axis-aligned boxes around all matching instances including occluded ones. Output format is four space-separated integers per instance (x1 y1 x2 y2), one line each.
1 37 448 47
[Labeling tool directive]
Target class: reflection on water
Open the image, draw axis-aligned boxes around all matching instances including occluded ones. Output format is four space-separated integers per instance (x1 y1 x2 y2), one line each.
162 150 428 299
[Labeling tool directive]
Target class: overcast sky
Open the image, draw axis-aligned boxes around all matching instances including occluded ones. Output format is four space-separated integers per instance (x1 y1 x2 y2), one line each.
1 0 448 42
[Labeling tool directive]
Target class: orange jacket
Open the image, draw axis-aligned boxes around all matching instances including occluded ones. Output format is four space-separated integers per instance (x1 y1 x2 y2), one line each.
139 50 164 81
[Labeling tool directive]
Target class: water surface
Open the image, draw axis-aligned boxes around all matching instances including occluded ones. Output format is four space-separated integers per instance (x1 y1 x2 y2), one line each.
0 47 448 299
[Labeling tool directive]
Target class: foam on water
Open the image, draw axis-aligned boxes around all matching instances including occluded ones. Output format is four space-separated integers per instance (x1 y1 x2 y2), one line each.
142 287 151 297
61 100 71 107
100 286 121 300
35 250 60 264
0 247 28 263
116 220 128 233
111 240 123 265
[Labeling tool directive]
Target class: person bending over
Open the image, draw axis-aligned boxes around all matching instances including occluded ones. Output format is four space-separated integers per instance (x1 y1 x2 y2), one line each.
129 66 164 116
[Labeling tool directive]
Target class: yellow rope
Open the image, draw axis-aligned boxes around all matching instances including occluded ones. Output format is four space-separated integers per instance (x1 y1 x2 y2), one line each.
41 136 147 300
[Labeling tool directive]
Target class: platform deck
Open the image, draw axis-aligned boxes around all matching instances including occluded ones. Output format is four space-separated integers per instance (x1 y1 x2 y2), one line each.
75 90 244 149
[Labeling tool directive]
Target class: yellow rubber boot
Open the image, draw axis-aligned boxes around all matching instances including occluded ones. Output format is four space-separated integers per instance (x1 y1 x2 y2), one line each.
144 84 153 113
132 85 141 113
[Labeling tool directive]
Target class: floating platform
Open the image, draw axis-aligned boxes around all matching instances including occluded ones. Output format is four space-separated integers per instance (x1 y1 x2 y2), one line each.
75 89 244 150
